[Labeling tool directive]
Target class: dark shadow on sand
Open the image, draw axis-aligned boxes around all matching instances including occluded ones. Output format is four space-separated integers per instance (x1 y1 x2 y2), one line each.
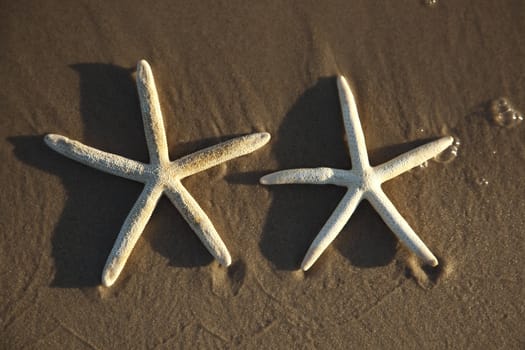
258 77 434 270
9 63 221 288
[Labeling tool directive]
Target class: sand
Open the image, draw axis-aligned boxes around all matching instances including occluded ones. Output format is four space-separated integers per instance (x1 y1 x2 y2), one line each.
1 0 524 348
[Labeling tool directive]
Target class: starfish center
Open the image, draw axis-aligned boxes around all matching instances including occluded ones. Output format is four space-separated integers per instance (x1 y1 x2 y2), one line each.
147 164 176 186
356 167 378 192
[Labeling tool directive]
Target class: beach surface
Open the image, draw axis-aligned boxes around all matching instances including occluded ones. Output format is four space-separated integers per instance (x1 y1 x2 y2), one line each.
1 1 524 348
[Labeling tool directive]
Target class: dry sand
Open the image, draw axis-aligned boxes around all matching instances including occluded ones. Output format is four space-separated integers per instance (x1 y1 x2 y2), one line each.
1 0 524 348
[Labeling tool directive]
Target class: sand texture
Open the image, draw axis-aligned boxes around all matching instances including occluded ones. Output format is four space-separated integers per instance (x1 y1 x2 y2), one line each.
1 1 524 348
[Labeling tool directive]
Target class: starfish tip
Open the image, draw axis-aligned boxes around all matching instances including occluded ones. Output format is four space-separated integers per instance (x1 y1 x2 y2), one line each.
259 132 271 143
434 136 454 153
259 175 270 185
337 75 348 86
44 134 64 147
221 255 232 267
101 276 114 288
300 258 313 272
101 269 117 287
249 132 271 148
136 59 152 78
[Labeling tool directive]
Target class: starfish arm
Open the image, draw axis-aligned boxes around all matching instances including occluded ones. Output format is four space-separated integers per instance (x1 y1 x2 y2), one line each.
301 187 363 271
260 168 352 187
165 183 232 266
337 76 370 173
136 60 170 165
365 189 438 266
173 132 270 178
375 136 454 183
44 134 147 182
101 183 163 287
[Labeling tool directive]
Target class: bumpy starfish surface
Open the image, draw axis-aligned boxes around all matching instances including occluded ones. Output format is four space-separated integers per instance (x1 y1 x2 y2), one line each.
45 60 270 287
261 76 452 271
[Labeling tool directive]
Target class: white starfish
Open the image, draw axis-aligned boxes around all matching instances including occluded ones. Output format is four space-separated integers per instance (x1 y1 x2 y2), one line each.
260 76 453 271
45 59 270 287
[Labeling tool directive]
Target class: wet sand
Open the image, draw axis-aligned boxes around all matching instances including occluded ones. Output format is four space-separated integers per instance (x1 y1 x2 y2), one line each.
1 1 524 348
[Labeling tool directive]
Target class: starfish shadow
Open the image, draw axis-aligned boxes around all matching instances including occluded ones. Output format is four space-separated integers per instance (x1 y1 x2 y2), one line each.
8 63 213 288
260 77 409 270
